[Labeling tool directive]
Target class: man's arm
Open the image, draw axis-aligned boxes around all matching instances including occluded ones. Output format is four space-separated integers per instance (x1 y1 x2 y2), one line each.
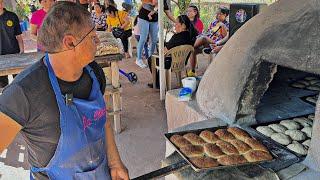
164 10 176 23
0 112 21 153
105 120 129 179
16 35 24 53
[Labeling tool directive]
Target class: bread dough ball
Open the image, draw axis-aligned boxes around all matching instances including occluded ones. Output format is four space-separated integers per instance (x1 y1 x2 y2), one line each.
280 120 300 130
293 117 313 127
304 77 318 81
256 126 275 137
287 143 308 155
268 124 287 133
301 127 312 138
307 85 320 91
284 130 307 141
291 82 305 88
302 139 311 148
271 133 292 145
308 114 315 121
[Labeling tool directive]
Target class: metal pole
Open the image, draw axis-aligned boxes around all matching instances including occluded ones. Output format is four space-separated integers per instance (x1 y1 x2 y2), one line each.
159 0 166 100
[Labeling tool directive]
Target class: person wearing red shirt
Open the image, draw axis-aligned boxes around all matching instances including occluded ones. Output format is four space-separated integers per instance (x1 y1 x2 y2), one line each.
30 0 54 38
187 5 203 34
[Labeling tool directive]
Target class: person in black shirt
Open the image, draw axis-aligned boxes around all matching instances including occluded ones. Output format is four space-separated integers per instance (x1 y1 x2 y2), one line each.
147 15 198 88
135 0 176 68
0 0 24 87
0 2 128 179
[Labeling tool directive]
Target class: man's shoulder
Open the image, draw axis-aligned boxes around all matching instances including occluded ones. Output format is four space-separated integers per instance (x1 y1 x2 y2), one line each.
12 60 48 88
3 10 18 18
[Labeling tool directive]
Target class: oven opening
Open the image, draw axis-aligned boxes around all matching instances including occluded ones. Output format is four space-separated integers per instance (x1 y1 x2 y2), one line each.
256 65 318 123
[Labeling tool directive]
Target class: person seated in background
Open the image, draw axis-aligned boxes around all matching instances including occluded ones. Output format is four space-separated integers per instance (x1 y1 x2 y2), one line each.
91 3 107 31
106 5 132 59
147 15 198 88
187 5 204 34
188 7 229 77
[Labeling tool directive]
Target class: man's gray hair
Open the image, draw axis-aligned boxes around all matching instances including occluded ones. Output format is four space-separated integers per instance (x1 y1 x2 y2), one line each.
38 2 92 52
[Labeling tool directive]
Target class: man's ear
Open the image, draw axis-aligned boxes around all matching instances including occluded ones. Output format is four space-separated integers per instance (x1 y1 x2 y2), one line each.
62 35 76 50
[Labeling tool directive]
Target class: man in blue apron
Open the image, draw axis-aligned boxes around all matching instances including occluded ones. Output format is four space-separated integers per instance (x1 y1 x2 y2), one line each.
0 2 129 180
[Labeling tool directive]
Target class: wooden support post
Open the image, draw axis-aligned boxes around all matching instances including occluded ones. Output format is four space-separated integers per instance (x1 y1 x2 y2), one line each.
112 91 121 133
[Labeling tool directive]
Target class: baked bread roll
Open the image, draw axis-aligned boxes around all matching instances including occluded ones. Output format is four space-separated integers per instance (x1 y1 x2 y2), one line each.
301 127 312 138
244 138 268 152
229 139 251 154
268 124 287 133
243 150 273 162
217 155 247 165
284 130 307 141
183 133 206 145
189 156 219 168
214 129 236 142
302 139 310 148
203 143 225 158
199 130 219 143
227 127 251 141
280 120 300 130
256 126 275 137
293 117 313 127
270 133 292 145
287 142 308 155
180 145 204 157
170 135 192 148
215 140 239 155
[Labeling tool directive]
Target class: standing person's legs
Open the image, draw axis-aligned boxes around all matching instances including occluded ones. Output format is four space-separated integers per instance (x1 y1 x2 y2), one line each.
136 18 150 68
149 21 159 57
135 35 149 59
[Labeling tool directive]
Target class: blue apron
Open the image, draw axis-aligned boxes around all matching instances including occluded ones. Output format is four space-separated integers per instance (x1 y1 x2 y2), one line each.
30 55 111 180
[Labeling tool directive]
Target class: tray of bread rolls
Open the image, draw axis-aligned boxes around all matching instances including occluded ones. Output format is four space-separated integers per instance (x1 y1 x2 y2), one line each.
95 32 123 56
165 126 277 172
253 114 314 157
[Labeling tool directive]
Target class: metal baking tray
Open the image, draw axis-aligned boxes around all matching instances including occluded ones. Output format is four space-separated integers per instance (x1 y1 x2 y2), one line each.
164 126 278 172
251 114 313 158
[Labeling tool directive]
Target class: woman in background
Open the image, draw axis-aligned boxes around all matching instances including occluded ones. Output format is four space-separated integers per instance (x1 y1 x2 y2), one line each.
133 17 149 59
187 5 204 34
92 3 107 31
147 15 198 88
106 5 132 59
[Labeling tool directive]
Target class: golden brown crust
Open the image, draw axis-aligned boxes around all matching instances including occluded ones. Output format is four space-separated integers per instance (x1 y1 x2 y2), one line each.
214 129 236 142
183 133 207 145
204 143 225 158
170 135 192 148
243 150 273 162
180 145 204 157
227 127 251 141
217 155 247 165
215 140 239 155
229 139 251 154
244 138 268 152
189 156 219 168
199 130 219 143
